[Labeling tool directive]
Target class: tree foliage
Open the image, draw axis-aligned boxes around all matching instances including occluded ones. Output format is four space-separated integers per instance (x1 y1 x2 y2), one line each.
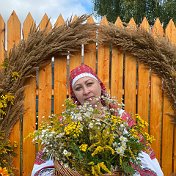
93 0 176 27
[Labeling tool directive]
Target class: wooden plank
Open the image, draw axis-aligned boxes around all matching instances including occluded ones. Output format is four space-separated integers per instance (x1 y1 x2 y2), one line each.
162 19 176 175
137 18 150 129
84 16 96 72
0 15 5 67
150 18 164 163
151 18 164 37
150 74 162 162
69 16 82 93
23 13 36 38
23 79 36 176
174 127 176 174
69 51 82 73
54 15 67 114
98 16 110 92
38 14 52 123
162 96 174 175
111 17 124 102
22 13 36 176
69 50 82 94
69 16 82 64
124 18 137 115
137 63 150 129
7 11 21 175
7 11 21 53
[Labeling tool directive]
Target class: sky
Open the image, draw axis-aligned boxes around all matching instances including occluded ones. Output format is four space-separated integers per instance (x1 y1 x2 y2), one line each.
0 0 96 25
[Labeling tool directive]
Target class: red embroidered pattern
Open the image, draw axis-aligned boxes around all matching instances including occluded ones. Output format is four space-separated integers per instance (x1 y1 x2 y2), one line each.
138 168 157 176
34 151 46 165
121 111 156 160
121 111 136 127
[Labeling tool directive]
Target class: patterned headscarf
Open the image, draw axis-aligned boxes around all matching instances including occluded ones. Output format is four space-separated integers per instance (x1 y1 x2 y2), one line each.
69 64 107 105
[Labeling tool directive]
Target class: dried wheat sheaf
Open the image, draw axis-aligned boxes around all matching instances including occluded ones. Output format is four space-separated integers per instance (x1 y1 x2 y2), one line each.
0 15 176 139
100 23 176 123
0 15 98 136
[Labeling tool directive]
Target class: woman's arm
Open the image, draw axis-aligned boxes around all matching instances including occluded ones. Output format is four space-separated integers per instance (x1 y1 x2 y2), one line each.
31 151 54 176
119 110 163 176
133 151 163 176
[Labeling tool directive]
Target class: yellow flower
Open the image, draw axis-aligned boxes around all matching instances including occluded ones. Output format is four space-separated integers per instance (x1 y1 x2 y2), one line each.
129 148 135 160
104 145 115 154
119 156 123 166
99 162 111 174
91 165 98 176
108 134 114 145
91 162 111 175
130 128 139 139
2 160 7 164
144 132 155 143
79 144 88 152
91 146 104 156
96 163 101 174
111 115 122 124
11 71 19 80
135 114 148 129
0 167 9 176
88 161 94 165
64 122 82 137
13 141 18 148
0 102 3 109
4 93 14 102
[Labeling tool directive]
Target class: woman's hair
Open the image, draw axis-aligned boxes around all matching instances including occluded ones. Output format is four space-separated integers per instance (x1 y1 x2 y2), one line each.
69 64 107 105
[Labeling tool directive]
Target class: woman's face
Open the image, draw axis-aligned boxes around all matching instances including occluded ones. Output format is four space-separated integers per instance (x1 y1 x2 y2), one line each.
72 76 102 106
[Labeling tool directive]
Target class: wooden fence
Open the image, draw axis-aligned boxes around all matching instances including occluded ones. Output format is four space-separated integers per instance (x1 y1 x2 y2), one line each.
0 11 176 176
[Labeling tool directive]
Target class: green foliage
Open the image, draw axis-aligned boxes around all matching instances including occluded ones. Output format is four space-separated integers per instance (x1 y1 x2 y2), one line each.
0 92 16 175
93 0 176 27
0 132 17 175
160 0 176 26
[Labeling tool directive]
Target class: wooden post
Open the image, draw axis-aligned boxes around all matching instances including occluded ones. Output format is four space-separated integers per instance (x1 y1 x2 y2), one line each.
8 11 21 175
22 13 36 176
54 15 67 114
150 18 164 164
124 18 137 115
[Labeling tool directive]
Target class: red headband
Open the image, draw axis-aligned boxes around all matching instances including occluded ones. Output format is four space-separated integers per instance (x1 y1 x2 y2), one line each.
69 64 107 105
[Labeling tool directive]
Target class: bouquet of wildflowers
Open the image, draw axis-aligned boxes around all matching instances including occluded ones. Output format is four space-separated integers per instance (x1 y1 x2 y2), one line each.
32 97 154 176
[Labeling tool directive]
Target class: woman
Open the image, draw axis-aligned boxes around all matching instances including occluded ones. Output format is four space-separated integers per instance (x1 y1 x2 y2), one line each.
31 64 163 176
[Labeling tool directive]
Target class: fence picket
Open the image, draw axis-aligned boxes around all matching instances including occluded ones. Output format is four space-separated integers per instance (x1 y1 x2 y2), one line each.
54 15 67 114
111 17 124 102
162 20 176 175
98 16 110 92
175 128 176 174
7 11 21 52
84 16 96 72
137 18 150 129
152 18 164 37
22 14 36 176
150 19 164 162
0 15 5 67
67 12 79 78
38 14 52 125
69 16 82 90
23 13 36 38
124 18 137 115
8 11 21 175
